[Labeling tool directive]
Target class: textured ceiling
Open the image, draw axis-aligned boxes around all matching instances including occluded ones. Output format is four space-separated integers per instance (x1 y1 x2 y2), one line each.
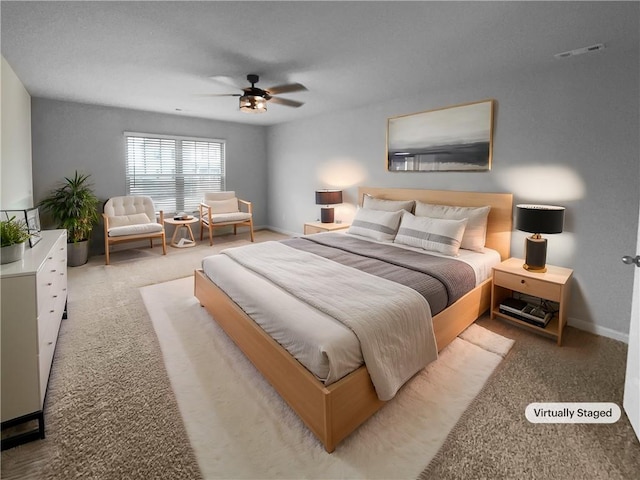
1 1 637 126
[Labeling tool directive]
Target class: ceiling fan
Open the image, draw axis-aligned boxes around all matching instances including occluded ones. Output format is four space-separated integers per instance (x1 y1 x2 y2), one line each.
205 74 307 113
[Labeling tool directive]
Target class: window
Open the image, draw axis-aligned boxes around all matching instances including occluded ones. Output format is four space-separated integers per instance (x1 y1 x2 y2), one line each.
125 132 225 214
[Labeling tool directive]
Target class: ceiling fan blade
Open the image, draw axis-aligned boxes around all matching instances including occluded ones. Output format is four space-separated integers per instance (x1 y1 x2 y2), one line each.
266 82 307 95
194 93 241 97
268 96 305 108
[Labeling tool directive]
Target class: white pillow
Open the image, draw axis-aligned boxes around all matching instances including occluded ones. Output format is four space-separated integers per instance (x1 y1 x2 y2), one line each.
108 213 152 228
347 208 403 242
394 212 468 256
363 195 415 213
205 197 239 214
414 202 490 251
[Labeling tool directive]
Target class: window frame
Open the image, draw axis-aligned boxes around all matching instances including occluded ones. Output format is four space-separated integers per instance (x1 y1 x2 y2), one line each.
124 131 226 214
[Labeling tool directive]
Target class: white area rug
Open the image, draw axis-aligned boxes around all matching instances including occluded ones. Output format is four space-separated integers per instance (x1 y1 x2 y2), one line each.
141 276 514 480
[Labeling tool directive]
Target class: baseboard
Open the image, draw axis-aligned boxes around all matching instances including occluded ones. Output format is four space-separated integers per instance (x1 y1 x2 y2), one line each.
568 317 629 344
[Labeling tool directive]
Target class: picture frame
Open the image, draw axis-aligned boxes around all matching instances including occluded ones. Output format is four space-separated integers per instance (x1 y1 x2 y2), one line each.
26 208 42 247
1 208 42 247
387 99 495 172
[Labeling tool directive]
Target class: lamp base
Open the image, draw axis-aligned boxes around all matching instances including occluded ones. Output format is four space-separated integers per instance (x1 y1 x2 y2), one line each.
523 263 547 273
320 207 335 223
523 235 547 273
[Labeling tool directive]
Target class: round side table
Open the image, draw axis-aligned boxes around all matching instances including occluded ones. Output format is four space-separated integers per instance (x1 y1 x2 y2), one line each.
164 217 199 248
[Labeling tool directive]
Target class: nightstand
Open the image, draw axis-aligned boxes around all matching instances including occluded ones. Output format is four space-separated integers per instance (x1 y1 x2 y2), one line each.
491 257 573 345
303 221 350 235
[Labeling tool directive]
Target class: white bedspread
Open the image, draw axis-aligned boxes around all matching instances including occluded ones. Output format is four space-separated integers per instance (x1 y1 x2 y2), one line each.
221 241 438 401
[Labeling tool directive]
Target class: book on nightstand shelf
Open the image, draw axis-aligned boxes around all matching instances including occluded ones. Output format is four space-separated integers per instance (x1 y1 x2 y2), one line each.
499 297 552 328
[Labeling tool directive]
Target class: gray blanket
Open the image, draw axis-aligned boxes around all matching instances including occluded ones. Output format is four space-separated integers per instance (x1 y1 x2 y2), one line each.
282 233 476 316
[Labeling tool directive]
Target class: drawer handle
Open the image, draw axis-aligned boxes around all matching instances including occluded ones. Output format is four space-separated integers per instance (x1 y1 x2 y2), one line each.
47 282 52 286
47 341 53 346
520 279 526 284
50 310 55 313
51 269 57 273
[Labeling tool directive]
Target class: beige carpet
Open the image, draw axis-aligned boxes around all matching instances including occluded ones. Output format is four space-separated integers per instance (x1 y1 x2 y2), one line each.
1 231 285 480
3 229 637 479
140 276 514 479
420 317 640 479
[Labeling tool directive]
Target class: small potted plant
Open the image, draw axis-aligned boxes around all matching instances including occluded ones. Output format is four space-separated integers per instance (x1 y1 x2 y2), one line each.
0 216 31 264
39 171 100 266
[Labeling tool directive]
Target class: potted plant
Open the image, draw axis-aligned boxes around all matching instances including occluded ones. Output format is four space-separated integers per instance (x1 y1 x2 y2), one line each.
39 171 100 266
0 216 31 264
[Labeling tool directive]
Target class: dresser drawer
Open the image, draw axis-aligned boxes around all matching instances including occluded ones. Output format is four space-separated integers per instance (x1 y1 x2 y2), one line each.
37 267 56 315
38 335 57 404
37 300 63 349
494 270 562 301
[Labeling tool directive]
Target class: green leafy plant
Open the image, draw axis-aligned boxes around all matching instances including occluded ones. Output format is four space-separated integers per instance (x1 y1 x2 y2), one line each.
0 216 31 247
39 171 100 243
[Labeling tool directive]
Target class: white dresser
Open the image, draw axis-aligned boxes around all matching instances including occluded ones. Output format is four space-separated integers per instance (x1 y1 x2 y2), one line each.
1 229 67 449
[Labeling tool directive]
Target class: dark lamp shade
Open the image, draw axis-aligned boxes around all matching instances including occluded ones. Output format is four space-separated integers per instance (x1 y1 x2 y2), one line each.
315 190 343 205
516 204 565 234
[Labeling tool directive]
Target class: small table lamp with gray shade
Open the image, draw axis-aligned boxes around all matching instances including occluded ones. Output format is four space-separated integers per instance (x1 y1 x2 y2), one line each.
516 204 565 273
315 190 343 223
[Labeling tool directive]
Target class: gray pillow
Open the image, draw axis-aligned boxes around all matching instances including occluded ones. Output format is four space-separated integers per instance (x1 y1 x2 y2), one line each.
394 212 468 256
414 201 490 251
347 208 403 242
363 195 415 213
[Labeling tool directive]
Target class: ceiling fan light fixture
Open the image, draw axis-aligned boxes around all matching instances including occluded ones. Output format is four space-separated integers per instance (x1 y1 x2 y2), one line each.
239 95 267 113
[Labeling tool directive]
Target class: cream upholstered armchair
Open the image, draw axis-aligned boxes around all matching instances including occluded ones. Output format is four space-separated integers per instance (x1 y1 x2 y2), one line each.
103 195 166 265
199 191 254 246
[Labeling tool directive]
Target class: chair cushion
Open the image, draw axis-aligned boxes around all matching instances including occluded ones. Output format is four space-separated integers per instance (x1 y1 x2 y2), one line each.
108 222 164 237
205 198 239 214
204 191 236 202
104 196 157 220
202 212 252 225
108 213 152 228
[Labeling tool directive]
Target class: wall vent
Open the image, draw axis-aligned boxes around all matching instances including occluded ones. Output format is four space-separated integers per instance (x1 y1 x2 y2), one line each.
554 43 606 59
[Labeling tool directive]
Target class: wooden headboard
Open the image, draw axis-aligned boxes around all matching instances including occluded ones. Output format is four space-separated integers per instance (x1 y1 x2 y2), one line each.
358 187 513 261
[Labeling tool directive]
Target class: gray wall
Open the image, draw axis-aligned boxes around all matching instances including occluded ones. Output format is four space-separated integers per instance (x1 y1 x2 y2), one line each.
267 44 639 340
31 98 268 252
28 42 639 341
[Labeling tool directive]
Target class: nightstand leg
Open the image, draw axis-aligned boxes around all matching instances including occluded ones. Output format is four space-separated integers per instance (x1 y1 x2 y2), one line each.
557 305 566 346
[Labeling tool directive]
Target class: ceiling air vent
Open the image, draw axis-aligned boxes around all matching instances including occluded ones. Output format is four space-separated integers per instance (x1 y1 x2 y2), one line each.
554 43 606 59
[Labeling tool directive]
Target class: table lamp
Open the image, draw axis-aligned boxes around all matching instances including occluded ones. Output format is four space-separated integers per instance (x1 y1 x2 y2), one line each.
315 190 343 223
516 204 565 273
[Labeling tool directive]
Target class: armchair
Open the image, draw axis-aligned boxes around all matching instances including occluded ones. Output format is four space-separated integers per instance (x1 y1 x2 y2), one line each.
103 195 166 265
199 191 254 246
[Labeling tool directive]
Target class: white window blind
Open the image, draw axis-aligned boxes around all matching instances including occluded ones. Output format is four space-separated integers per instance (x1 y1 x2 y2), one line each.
125 133 225 214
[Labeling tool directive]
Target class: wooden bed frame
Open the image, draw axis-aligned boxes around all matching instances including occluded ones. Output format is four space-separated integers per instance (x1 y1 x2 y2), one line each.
194 187 513 452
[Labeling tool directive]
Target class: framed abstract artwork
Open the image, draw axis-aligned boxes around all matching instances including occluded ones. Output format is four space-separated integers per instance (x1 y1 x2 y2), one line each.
387 99 495 172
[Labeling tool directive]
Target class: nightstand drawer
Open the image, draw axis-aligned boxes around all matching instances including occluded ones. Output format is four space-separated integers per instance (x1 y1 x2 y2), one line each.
303 222 350 235
304 225 325 234
494 270 562 301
